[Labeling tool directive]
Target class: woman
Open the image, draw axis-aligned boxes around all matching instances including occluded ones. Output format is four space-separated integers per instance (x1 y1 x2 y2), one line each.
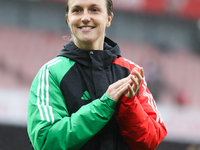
27 0 167 149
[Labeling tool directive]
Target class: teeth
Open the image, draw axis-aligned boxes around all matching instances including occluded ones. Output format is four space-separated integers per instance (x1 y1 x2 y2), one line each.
81 27 92 29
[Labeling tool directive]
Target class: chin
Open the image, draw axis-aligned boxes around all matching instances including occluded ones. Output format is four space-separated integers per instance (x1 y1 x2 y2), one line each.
80 37 96 43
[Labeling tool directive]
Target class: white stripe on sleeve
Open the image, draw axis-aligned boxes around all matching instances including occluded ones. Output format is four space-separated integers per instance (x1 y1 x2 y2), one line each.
37 68 45 121
36 58 61 122
46 59 62 124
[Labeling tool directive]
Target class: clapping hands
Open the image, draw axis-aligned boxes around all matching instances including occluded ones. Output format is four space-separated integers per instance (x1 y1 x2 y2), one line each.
106 68 144 102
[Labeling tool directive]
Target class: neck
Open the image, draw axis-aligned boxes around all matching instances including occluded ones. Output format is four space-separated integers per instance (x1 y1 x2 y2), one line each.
74 38 104 51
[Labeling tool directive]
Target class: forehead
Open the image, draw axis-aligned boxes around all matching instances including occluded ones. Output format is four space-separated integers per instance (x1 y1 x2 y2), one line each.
68 0 106 8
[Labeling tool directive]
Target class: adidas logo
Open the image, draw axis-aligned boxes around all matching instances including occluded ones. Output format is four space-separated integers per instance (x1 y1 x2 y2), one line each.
81 91 91 100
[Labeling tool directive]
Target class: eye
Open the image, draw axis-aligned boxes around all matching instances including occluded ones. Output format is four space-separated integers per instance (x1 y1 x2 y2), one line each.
91 8 99 12
71 7 82 13
73 9 81 13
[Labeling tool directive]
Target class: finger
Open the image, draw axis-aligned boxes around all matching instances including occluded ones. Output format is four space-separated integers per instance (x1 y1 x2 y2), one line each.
115 83 130 99
130 69 141 82
106 77 133 102
116 77 133 91
107 79 131 98
130 67 144 79
112 76 131 89
117 77 134 92
126 84 135 98
116 78 132 97
140 67 144 78
130 67 140 74
134 70 142 80
130 75 139 91
132 70 143 86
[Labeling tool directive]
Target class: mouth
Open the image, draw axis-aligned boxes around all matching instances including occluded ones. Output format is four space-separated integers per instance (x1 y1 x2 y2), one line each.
79 26 95 30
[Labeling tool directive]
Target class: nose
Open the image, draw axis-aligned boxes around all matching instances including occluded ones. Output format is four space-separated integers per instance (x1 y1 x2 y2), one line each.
81 10 91 24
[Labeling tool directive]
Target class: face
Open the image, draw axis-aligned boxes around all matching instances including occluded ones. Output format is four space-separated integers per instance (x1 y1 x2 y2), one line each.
66 0 113 50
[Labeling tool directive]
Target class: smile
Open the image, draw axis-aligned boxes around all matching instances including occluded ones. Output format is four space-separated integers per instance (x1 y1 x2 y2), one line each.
79 26 94 30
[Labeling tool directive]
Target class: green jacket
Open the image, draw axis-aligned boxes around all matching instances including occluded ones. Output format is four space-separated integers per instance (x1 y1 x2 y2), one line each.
27 37 126 150
27 37 167 150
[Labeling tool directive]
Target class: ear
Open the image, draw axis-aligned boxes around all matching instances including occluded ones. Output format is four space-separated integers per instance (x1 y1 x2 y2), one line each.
106 13 114 28
66 14 69 24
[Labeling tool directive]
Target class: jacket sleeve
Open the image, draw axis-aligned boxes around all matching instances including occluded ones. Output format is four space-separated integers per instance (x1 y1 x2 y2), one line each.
115 74 167 150
27 63 117 150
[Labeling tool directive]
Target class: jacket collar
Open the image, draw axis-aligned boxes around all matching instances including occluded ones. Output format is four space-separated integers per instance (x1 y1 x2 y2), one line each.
58 37 121 67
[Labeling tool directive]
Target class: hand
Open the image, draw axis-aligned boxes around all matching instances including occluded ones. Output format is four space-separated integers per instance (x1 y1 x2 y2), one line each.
125 68 144 98
106 75 132 102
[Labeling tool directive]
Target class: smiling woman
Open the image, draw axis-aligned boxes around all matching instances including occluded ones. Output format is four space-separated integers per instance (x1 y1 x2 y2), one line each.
66 0 113 50
27 0 167 150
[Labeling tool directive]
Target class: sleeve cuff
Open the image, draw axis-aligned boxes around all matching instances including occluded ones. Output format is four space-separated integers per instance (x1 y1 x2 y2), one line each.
100 93 117 109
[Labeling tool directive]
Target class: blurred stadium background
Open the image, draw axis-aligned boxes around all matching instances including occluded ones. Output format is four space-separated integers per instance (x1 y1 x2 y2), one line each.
0 0 200 149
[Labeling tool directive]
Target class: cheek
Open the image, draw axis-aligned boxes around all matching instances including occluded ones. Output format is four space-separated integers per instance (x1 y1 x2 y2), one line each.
102 16 110 27
68 19 77 31
67 22 72 32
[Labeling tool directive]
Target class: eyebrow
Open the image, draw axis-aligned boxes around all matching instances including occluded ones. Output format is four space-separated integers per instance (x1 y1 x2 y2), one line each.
71 4 102 8
90 4 101 7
